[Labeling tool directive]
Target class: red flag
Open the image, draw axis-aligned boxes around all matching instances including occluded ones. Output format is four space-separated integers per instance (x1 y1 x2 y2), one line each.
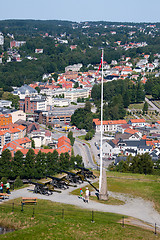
97 52 103 73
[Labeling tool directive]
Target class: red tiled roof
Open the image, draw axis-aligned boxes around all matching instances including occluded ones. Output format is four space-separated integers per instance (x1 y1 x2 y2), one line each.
124 128 139 134
93 119 127 126
14 137 31 145
130 119 146 123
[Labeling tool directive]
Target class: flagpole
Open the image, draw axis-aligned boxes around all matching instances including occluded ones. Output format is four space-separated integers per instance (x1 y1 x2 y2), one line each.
99 49 104 192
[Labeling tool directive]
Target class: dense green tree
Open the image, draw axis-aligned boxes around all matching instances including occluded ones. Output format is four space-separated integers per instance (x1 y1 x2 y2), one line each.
13 150 24 178
67 131 75 146
84 101 92 112
34 151 46 178
23 149 35 178
70 154 83 168
143 101 148 114
35 86 40 93
130 153 153 174
46 150 59 175
85 131 93 140
0 149 12 178
59 152 70 170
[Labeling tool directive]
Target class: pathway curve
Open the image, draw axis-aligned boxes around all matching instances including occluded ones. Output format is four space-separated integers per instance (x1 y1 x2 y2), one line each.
1 181 160 231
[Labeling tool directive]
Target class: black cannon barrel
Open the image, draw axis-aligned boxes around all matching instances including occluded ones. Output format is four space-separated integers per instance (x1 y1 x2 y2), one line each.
86 179 99 193
75 166 90 172
46 175 63 181
30 181 44 187
60 170 76 176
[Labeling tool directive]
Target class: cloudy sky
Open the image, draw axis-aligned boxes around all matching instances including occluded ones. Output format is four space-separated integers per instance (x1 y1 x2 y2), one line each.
1 0 160 23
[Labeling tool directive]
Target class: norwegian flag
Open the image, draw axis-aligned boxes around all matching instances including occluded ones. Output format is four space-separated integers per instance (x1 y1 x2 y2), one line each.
97 51 103 73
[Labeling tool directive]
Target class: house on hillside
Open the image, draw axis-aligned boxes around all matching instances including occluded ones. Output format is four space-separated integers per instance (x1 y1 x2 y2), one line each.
102 139 152 158
93 119 127 133
128 119 147 127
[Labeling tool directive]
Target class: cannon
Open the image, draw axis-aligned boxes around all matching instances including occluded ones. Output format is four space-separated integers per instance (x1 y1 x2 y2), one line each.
30 181 53 195
60 170 83 184
75 166 96 179
46 175 70 190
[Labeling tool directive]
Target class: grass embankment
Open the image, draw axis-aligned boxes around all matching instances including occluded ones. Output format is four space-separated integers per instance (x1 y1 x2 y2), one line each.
77 135 86 140
0 198 157 240
90 171 160 213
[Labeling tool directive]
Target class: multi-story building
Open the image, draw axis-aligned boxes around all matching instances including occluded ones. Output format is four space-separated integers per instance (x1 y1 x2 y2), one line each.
19 96 46 113
64 88 90 101
13 84 38 99
93 119 127 133
2 137 31 156
0 114 12 126
0 124 26 154
10 110 26 123
37 111 72 126
46 96 70 108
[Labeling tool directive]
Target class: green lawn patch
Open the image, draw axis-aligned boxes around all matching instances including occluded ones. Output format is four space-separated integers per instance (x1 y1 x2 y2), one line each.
0 199 158 240
77 135 86 140
90 196 124 205
128 103 144 110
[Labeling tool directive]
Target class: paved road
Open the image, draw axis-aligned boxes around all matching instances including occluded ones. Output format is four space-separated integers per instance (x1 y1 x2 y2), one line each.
2 182 160 230
74 139 97 169
145 97 160 112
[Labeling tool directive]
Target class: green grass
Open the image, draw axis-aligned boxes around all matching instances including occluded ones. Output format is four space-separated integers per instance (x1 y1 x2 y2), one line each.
146 95 152 100
0 199 158 240
90 195 125 205
77 135 86 140
75 171 160 213
93 171 160 213
128 103 144 110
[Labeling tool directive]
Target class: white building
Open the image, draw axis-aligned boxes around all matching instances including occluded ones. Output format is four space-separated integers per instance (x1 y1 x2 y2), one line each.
93 119 127 133
10 110 26 123
64 89 90 101
65 63 83 72
46 97 70 107
128 119 147 127
13 84 38 99
29 130 52 148
0 100 12 108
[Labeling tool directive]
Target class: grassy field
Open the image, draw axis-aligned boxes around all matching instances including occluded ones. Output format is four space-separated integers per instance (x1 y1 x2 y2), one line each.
90 171 160 213
128 103 144 110
0 198 158 240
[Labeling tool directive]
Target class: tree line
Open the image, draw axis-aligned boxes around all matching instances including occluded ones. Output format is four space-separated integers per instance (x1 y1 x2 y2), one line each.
145 76 160 99
0 149 83 180
108 153 160 175
91 79 145 120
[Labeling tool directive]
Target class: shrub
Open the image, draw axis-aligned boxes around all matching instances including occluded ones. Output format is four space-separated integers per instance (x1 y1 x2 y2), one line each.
14 176 23 188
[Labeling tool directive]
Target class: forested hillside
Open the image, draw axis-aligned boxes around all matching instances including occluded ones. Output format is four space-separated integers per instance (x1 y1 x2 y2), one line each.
0 20 160 91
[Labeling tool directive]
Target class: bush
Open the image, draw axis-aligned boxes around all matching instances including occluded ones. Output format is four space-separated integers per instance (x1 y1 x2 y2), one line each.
14 176 23 188
85 131 93 140
1 177 7 184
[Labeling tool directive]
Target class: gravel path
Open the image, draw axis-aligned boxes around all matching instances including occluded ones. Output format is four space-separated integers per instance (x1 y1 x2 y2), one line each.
1 181 160 231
